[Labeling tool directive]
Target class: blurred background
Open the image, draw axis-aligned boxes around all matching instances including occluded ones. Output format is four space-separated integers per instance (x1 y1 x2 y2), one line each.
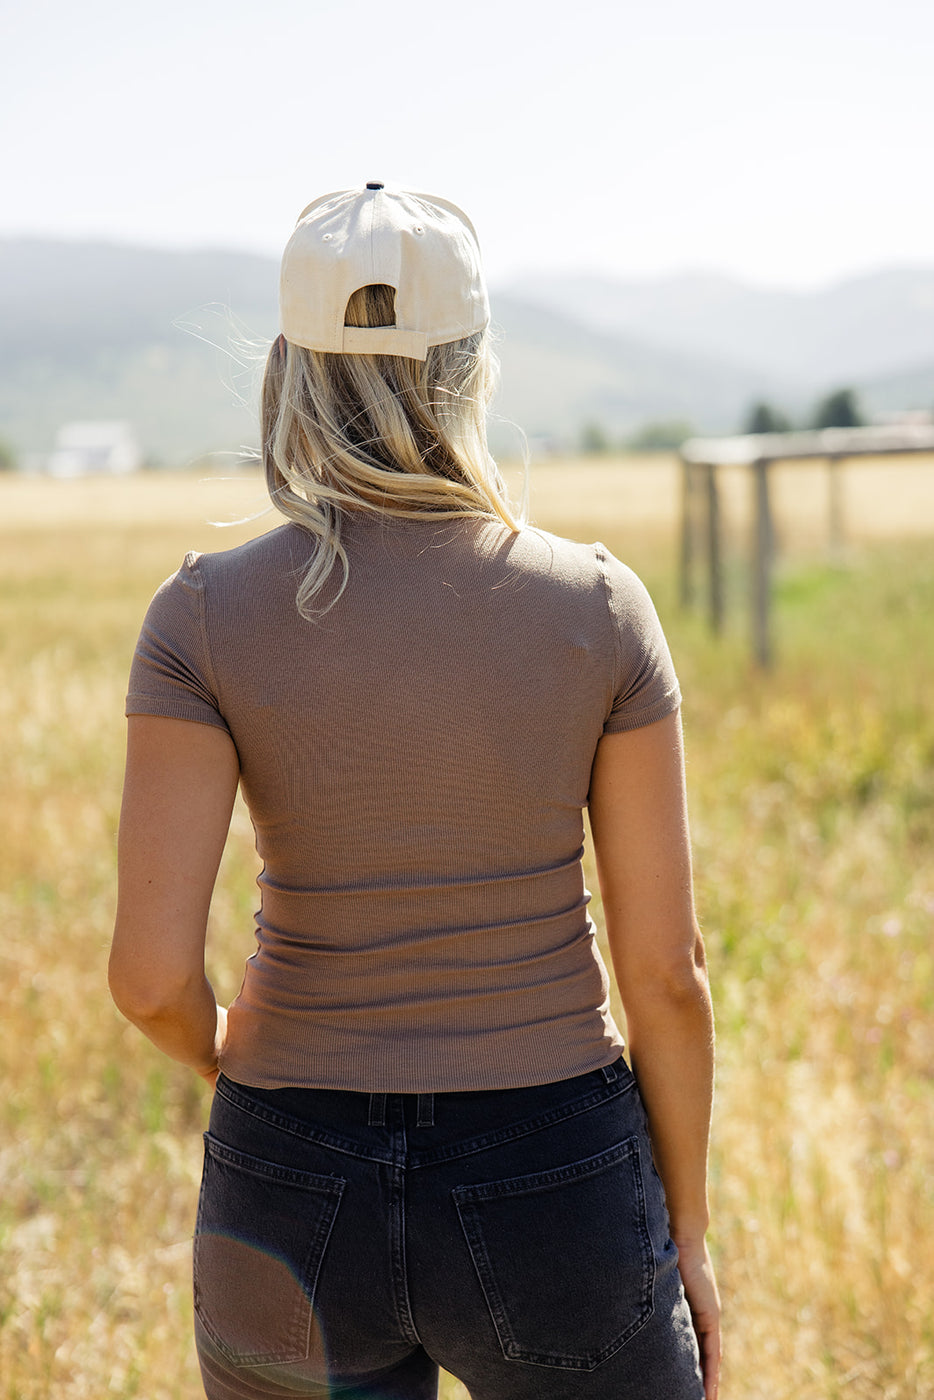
1 4 933 1399
2 0 934 468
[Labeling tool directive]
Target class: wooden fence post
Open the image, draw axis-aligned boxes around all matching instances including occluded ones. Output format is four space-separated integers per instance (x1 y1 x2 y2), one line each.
752 457 773 667
679 456 696 608
827 455 845 554
705 462 724 633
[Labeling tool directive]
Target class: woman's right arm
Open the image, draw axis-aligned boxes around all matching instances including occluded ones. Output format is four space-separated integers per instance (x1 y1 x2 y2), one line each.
588 710 720 1400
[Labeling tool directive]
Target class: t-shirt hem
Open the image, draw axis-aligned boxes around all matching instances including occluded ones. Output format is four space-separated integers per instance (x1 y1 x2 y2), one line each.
604 687 682 734
218 1037 626 1096
125 694 231 732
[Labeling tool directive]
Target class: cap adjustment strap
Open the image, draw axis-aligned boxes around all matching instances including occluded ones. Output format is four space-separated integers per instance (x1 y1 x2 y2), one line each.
341 326 430 360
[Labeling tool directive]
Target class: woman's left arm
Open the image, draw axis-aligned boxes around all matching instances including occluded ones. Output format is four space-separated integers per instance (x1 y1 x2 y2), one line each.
109 714 240 1086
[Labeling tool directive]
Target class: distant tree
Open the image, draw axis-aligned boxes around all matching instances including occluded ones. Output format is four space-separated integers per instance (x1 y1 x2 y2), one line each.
743 401 791 435
627 419 694 452
580 421 611 454
0 438 17 472
812 388 863 430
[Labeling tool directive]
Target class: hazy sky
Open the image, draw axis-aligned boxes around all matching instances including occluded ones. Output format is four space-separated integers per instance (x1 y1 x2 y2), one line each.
4 0 933 288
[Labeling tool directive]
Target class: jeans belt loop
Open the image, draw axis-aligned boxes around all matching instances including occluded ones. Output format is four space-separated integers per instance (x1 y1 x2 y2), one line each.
368 1092 387 1127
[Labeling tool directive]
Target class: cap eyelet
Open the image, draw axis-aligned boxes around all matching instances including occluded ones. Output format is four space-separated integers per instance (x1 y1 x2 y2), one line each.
322 233 333 241
413 224 425 236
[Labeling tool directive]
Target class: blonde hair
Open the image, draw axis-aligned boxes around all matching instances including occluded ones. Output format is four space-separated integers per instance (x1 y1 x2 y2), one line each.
261 284 520 617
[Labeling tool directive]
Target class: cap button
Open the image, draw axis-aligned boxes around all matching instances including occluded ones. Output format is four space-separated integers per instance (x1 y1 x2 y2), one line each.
366 182 384 190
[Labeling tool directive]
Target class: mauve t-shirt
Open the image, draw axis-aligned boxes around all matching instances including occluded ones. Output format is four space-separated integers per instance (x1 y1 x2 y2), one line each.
126 513 681 1092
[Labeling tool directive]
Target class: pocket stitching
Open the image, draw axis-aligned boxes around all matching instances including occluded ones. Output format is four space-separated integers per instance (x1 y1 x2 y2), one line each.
194 1133 346 1368
453 1136 656 1371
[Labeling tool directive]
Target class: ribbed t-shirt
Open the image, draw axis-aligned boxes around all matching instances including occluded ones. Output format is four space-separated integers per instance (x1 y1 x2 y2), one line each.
126 513 681 1093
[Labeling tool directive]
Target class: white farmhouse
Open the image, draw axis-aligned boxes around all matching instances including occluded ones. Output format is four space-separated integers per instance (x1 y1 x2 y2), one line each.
48 421 142 477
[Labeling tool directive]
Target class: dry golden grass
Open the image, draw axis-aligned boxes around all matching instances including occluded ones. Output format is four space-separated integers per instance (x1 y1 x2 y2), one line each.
2 464 933 1398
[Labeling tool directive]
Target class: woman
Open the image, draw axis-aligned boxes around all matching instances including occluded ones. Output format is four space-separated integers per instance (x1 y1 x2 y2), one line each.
110 183 720 1400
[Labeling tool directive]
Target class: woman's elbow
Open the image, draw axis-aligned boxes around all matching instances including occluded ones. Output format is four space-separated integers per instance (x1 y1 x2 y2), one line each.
108 955 156 1023
108 941 194 1024
619 926 711 1007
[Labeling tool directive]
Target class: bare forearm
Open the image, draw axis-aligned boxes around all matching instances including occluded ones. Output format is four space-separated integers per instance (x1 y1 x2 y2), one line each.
624 965 714 1242
113 972 225 1077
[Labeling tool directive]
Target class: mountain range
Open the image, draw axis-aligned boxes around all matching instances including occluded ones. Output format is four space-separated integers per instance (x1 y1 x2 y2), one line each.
1 239 932 465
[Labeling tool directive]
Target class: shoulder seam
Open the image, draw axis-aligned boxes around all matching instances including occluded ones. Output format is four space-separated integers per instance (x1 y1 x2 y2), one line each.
592 541 623 708
184 553 224 712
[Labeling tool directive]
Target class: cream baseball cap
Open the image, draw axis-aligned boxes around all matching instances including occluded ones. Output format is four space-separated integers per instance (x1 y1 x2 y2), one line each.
279 182 489 361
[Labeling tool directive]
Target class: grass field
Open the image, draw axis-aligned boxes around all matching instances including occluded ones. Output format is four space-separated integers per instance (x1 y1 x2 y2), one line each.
2 459 933 1398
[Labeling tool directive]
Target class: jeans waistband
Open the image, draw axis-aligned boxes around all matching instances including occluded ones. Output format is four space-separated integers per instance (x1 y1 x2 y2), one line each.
214 1057 634 1168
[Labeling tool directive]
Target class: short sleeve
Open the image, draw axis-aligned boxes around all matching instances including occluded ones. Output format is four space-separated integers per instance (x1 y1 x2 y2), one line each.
595 543 682 733
126 553 231 734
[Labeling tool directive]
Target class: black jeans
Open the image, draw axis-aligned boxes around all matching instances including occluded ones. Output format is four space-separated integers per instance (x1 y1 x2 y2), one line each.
194 1059 703 1399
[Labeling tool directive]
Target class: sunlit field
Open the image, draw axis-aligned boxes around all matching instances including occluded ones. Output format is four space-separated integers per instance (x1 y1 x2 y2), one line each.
2 457 933 1399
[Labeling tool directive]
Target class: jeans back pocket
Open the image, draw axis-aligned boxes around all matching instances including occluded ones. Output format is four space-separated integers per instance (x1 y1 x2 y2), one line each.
194 1132 345 1367
453 1136 655 1371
